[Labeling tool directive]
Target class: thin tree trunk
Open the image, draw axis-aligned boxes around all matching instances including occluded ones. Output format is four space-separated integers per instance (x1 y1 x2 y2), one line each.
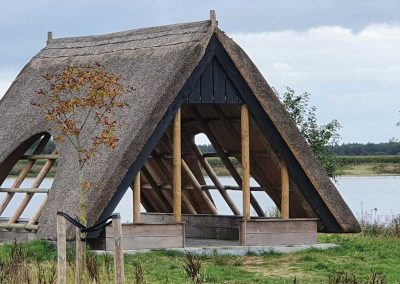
76 135 87 282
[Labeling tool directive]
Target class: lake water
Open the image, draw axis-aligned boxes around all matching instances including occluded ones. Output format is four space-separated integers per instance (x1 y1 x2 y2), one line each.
1 176 399 223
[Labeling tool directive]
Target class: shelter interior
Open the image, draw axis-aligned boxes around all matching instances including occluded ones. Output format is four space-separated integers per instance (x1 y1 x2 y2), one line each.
94 54 319 250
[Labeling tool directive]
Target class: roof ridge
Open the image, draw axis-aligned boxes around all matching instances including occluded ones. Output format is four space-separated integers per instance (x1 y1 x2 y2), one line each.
50 20 211 44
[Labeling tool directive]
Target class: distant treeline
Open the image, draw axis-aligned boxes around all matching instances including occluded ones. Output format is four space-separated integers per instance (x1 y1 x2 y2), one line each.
331 141 400 156
198 144 215 154
198 141 400 156
336 155 400 166
28 139 400 157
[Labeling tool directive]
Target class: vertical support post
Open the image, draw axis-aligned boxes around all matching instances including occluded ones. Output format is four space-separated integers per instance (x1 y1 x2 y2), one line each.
241 104 251 220
112 213 125 284
173 108 182 222
281 159 289 219
57 214 66 284
75 227 83 284
133 172 141 223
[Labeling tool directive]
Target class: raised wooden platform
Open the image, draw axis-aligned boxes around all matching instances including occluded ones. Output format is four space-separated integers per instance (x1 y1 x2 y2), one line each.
102 222 185 251
239 218 318 246
141 213 239 240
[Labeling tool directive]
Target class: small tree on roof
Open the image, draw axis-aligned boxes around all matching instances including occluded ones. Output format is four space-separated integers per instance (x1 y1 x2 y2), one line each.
32 62 132 226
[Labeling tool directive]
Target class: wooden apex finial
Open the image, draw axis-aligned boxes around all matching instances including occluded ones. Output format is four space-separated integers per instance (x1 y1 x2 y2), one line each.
47 31 53 45
210 10 217 28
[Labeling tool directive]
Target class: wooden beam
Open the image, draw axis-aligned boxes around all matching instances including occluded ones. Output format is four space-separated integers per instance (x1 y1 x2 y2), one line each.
141 165 171 212
213 105 266 217
200 185 269 191
149 151 175 209
202 151 271 158
140 168 167 212
281 159 289 219
154 138 216 210
0 223 38 230
21 154 59 160
241 104 251 220
181 159 218 214
0 135 50 215
27 195 48 227
0 188 49 193
183 135 241 215
133 172 141 223
8 151 56 224
173 108 182 222
190 106 265 217
150 146 196 214
182 116 241 124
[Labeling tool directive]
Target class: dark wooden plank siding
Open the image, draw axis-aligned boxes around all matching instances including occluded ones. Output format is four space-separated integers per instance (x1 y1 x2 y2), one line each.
213 58 226 103
188 79 201 103
200 60 214 103
186 57 242 104
226 77 242 103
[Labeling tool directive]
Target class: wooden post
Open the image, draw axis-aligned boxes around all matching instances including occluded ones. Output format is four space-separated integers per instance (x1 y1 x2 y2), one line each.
75 227 84 284
241 104 251 220
112 214 125 284
281 159 289 219
173 108 182 222
133 172 141 223
57 214 67 284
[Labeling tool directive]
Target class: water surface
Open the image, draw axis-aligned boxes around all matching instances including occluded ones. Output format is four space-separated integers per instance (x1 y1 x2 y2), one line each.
1 176 399 223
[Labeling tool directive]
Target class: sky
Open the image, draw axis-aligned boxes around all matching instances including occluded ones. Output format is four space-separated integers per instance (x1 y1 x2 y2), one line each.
0 0 399 143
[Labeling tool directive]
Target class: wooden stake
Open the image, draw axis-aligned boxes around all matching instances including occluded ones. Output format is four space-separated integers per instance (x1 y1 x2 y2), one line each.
75 227 84 284
241 104 251 220
133 172 141 223
57 214 67 284
173 108 182 222
281 159 289 219
112 214 125 284
181 159 218 214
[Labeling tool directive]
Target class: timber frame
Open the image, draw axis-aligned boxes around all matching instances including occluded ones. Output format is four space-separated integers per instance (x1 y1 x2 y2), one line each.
95 35 341 235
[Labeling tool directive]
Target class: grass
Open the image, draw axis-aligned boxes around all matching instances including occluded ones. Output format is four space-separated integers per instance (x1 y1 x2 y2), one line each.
340 163 400 176
0 233 398 283
338 155 400 176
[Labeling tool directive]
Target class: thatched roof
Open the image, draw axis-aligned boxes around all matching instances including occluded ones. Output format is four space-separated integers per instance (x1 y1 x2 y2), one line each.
0 15 360 239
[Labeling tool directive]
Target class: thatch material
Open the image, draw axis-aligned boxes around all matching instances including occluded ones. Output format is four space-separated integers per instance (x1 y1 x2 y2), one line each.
0 18 360 239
